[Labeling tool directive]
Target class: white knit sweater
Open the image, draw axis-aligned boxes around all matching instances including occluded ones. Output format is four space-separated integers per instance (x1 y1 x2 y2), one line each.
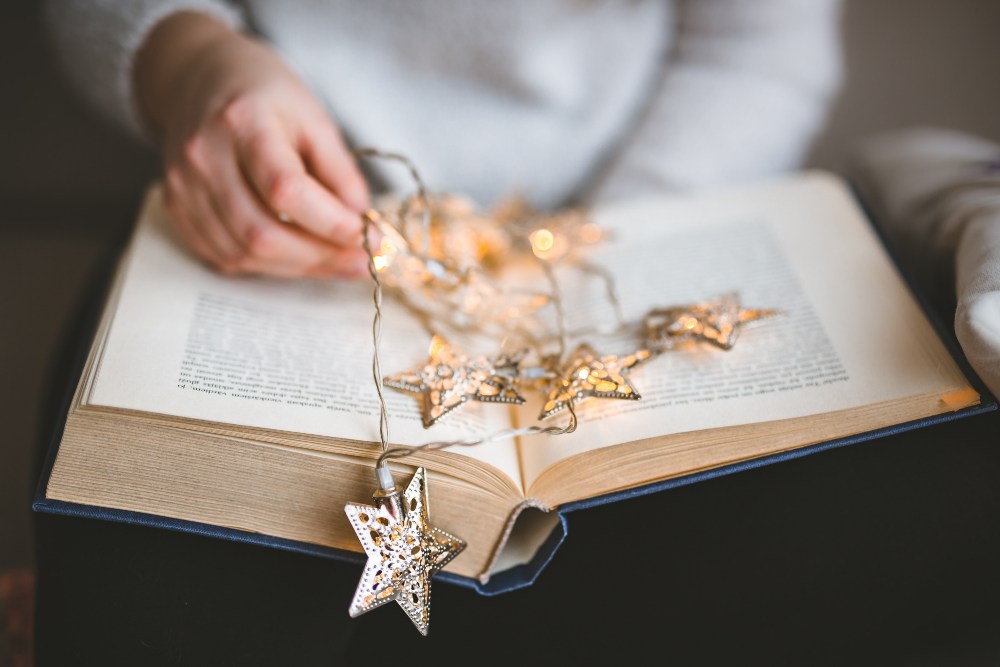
46 0 842 208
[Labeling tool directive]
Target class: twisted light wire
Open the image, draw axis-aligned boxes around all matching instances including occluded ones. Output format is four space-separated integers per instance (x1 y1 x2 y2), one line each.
353 148 582 477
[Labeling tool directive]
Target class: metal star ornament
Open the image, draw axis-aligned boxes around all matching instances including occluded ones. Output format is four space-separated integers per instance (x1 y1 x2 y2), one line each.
539 344 654 420
344 467 465 635
643 292 781 351
385 335 526 427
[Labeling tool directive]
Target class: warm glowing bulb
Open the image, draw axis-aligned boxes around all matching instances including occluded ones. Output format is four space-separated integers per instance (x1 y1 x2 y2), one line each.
373 255 389 272
530 228 555 258
428 335 447 360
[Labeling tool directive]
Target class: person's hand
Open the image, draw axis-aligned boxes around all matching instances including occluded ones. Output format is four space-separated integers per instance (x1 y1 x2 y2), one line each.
135 11 371 278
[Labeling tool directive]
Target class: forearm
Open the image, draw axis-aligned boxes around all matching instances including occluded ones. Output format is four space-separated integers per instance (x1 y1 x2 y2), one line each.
44 0 244 139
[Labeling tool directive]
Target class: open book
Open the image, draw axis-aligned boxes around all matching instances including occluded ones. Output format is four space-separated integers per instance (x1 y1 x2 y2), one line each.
38 172 986 590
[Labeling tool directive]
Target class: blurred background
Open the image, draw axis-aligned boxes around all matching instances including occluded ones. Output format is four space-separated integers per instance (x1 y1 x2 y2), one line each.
2 0 999 656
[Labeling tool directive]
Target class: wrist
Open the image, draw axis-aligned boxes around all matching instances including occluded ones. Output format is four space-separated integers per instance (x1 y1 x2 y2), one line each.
133 11 245 135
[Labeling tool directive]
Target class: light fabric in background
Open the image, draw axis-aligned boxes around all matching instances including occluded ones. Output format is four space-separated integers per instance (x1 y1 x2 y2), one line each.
853 128 1000 398
45 0 841 208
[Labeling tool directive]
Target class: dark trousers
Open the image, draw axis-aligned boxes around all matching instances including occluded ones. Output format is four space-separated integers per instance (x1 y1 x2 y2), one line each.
33 254 1000 666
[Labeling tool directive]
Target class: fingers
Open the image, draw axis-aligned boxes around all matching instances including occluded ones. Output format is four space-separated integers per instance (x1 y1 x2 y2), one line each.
160 84 374 279
187 187 245 264
164 167 245 269
236 118 366 247
163 185 220 268
238 245 369 278
299 118 370 213
208 154 370 276
163 131 370 279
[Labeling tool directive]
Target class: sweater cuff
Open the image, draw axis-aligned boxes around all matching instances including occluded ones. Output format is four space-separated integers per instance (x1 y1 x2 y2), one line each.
46 0 244 142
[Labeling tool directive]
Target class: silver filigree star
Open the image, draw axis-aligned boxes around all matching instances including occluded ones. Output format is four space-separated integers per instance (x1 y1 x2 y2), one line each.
644 292 781 351
539 344 654 420
385 335 526 427
344 467 465 635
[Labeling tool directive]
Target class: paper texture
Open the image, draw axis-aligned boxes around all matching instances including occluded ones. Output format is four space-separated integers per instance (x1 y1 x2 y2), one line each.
516 173 969 486
88 175 969 496
88 191 522 486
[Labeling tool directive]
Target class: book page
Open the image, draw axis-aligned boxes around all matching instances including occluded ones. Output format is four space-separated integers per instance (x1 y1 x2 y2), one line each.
88 188 521 486
519 173 971 488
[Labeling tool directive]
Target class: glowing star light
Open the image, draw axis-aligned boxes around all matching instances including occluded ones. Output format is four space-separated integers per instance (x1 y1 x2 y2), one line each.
539 344 653 420
345 467 465 635
643 292 781 351
385 335 526 428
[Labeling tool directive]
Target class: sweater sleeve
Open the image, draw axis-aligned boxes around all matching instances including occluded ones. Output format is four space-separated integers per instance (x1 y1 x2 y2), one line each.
590 0 843 202
44 0 244 140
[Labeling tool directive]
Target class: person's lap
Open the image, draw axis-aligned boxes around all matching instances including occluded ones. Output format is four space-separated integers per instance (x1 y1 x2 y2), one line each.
32 252 1000 665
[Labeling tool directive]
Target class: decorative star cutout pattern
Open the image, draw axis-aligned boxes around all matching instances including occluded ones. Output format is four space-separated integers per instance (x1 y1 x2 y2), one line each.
644 293 781 351
539 344 654 420
344 467 465 636
385 335 526 428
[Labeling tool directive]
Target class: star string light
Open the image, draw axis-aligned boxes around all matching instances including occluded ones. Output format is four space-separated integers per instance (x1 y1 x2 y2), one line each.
493 197 607 262
539 345 654 420
345 467 465 635
343 149 571 637
643 292 781 351
384 335 526 428
366 205 552 335
343 149 785 636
